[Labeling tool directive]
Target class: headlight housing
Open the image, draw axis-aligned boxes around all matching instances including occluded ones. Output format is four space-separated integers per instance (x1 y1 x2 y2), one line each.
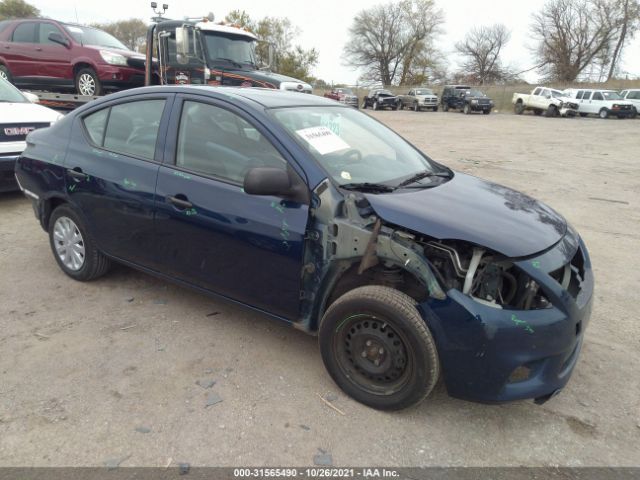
471 99 478 104
100 50 127 66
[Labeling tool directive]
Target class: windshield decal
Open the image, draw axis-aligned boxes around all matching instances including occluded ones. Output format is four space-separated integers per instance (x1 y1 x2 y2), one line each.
295 126 350 155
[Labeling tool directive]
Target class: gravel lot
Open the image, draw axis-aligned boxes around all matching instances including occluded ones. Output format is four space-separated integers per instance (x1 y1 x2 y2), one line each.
0 111 638 467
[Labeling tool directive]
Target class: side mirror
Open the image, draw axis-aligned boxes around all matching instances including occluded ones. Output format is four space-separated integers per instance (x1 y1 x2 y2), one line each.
48 32 69 48
175 27 189 57
244 167 291 197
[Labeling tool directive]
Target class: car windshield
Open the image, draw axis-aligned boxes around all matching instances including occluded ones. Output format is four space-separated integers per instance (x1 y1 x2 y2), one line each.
270 106 442 188
377 90 394 97
0 78 28 103
602 91 623 100
550 90 565 98
415 89 433 95
465 89 485 97
337 89 354 95
64 25 128 50
202 32 257 67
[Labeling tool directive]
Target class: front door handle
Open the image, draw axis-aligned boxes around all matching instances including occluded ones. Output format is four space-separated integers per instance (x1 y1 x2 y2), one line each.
67 168 88 181
167 195 193 209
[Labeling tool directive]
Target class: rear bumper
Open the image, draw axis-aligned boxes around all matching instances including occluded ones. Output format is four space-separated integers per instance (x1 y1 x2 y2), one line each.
0 153 20 192
418 233 594 404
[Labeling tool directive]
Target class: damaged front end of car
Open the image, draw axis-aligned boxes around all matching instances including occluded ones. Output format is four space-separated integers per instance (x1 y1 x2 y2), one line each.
297 179 594 404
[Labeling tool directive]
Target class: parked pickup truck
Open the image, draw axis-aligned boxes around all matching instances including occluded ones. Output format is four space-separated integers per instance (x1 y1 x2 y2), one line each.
512 87 578 117
323 87 358 108
397 88 438 112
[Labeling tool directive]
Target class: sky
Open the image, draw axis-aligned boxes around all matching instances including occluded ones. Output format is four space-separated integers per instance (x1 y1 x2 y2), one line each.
32 0 640 85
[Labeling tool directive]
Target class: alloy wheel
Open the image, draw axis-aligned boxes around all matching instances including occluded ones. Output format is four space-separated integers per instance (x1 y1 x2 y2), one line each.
53 216 85 271
0 70 8 81
78 73 96 96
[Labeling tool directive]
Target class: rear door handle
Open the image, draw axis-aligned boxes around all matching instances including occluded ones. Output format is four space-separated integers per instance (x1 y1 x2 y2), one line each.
167 195 193 209
67 168 88 181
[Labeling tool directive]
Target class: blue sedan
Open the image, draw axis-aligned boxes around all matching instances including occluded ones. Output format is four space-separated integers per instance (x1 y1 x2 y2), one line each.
15 86 593 410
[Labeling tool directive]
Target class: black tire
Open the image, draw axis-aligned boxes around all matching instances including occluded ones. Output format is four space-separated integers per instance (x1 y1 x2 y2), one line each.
631 107 638 119
319 285 439 411
49 205 111 281
534 109 543 116
75 67 102 96
372 101 379 111
433 107 438 112
361 99 367 109
514 101 524 115
398 101 404 110
598 108 609 119
463 104 471 115
579 112 588 117
442 103 449 112
483 109 491 115
545 105 558 117
0 64 13 84
413 102 419 112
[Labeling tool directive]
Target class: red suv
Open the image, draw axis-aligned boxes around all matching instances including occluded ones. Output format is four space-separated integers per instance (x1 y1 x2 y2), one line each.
0 19 146 96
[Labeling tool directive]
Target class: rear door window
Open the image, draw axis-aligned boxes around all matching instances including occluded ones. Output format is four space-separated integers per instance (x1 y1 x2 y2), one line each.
83 108 109 145
103 100 166 160
582 92 592 100
12 22 37 43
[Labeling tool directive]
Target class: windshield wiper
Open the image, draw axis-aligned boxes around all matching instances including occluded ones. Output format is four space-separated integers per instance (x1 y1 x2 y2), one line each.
340 182 395 193
214 57 244 69
395 169 452 189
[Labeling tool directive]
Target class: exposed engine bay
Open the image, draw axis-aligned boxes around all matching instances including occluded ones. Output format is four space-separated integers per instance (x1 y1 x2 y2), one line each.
300 180 556 330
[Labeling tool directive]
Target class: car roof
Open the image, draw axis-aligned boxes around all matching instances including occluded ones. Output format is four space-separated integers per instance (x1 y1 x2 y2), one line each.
84 85 341 109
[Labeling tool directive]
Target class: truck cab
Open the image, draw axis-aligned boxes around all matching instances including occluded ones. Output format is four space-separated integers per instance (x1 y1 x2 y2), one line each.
146 19 312 93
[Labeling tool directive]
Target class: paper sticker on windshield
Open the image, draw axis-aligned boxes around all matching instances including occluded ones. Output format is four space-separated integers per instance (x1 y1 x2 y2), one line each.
340 171 352 180
295 126 349 155
66 26 83 33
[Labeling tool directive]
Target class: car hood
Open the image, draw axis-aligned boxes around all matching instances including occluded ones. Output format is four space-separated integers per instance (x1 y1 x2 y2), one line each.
0 102 62 124
364 172 567 258
219 69 311 90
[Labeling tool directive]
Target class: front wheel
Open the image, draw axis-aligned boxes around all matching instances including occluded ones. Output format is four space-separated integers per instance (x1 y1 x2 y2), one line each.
599 108 609 119
75 68 102 96
442 103 449 112
373 101 379 111
398 101 404 110
49 205 111 281
514 102 524 115
482 109 491 115
413 102 419 112
579 112 588 117
463 104 471 115
319 286 440 411
433 107 438 112
545 105 558 117
631 107 638 119
361 100 367 109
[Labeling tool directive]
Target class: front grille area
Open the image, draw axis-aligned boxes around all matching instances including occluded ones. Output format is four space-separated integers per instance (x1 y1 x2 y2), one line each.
1 123 50 143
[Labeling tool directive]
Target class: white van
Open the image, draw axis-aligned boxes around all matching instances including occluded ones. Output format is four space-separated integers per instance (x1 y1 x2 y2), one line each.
563 88 635 119
619 89 639 117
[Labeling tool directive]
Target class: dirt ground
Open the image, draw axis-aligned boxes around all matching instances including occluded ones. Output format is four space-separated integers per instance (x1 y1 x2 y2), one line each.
0 111 639 467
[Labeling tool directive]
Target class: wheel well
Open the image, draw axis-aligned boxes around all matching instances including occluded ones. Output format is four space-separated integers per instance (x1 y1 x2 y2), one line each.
324 263 428 313
516 99 523 104
42 197 67 230
73 62 93 77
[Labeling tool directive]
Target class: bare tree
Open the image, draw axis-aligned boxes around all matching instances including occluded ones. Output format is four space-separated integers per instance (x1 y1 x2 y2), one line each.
530 0 623 82
455 24 511 85
343 0 443 86
91 19 148 52
606 0 640 80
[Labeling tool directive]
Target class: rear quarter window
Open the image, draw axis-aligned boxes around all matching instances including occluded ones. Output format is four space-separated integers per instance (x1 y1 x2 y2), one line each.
83 108 109 145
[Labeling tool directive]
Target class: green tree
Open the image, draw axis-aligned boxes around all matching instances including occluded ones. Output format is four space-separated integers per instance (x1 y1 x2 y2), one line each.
0 0 39 19
91 18 148 52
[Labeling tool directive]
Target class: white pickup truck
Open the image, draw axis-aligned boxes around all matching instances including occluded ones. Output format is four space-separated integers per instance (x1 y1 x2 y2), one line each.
512 87 579 117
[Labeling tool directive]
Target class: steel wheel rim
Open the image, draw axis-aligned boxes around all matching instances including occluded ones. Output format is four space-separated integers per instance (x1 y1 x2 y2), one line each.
53 216 85 271
333 314 412 396
78 73 95 96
